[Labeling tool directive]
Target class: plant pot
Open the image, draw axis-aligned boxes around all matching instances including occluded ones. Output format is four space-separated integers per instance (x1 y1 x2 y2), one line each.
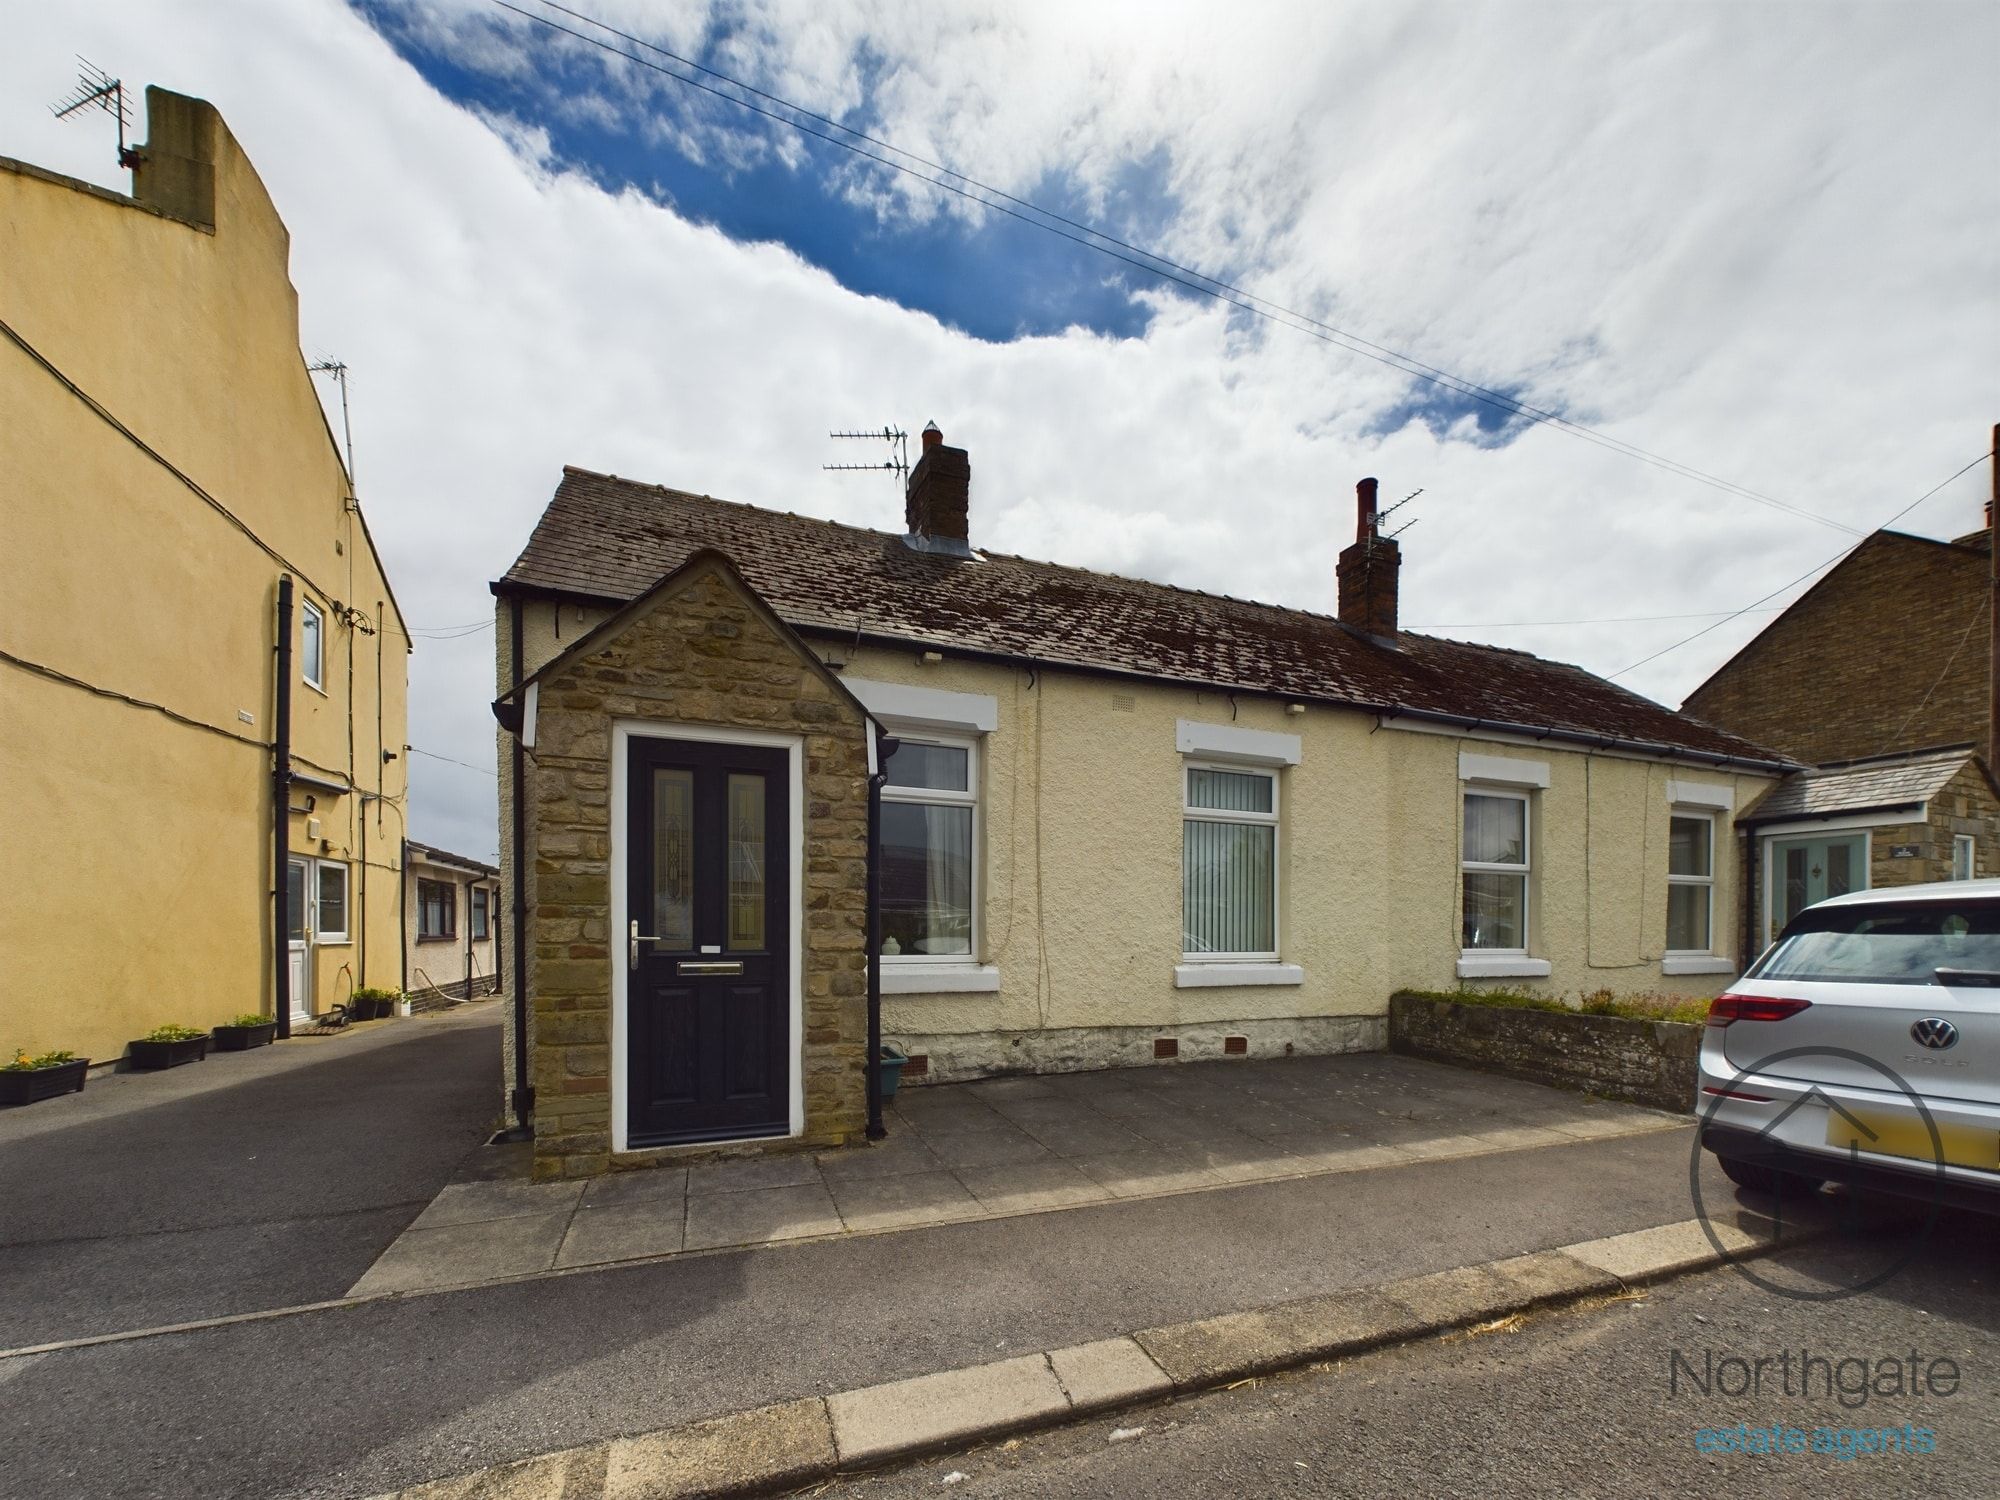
127 1036 209 1070
876 1046 908 1100
0 1058 90 1105
211 1021 278 1052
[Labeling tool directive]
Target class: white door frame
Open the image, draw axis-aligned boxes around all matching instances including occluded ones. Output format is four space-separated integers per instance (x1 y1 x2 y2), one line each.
608 719 806 1155
286 856 314 1023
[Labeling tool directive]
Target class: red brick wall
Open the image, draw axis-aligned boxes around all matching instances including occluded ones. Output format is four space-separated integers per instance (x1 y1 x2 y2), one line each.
1683 531 1989 765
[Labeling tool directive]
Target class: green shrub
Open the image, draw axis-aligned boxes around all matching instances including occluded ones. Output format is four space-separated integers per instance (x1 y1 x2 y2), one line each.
226 1013 270 1029
350 986 404 1002
141 1024 207 1042
4 1049 77 1071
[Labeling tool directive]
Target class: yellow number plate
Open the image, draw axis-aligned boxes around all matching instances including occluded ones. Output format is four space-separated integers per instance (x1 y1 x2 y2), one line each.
1826 1109 1999 1171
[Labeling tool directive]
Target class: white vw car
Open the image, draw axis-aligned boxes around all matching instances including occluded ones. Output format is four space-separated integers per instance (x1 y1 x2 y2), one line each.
1698 879 1999 1213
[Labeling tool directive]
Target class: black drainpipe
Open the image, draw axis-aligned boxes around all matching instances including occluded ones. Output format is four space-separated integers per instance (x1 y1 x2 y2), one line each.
398 838 410 995
464 873 474 1000
865 730 898 1141
273 575 294 1040
509 595 533 1133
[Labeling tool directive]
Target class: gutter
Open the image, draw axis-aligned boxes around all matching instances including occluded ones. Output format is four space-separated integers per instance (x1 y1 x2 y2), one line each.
1736 799 1925 830
273 575 294 1041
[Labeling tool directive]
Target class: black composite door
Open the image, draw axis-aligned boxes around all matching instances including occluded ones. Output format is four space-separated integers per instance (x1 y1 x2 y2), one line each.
627 736 790 1147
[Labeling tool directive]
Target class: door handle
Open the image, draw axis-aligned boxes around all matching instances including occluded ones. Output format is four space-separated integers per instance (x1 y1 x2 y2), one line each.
677 960 745 976
629 920 667 969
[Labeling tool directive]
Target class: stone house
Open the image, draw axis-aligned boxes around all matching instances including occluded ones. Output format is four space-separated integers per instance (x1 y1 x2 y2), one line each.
491 426 1794 1179
1682 500 1998 952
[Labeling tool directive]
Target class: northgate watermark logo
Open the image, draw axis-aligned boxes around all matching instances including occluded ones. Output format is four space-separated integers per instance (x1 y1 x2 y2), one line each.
1670 1346 1960 1461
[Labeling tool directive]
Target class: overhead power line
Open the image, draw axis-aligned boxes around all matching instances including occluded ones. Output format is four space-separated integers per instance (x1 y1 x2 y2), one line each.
408 745 499 777
486 0 1861 537
1610 445 1997 682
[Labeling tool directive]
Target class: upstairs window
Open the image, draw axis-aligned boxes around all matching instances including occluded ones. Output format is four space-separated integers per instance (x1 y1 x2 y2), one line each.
879 737 977 961
1462 791 1530 952
1183 765 1279 960
1667 813 1716 952
418 878 456 941
301 599 325 691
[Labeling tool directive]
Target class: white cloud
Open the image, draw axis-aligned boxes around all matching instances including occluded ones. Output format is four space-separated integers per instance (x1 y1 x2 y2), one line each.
4 0 1995 861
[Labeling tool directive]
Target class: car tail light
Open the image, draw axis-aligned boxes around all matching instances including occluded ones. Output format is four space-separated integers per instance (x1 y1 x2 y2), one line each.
1706 993 1811 1027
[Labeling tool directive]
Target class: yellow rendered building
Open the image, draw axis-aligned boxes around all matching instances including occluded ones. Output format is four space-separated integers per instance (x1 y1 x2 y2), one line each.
1 86 411 1064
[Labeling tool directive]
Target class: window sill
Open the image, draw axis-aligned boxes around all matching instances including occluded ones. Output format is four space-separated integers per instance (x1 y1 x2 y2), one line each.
1663 955 1737 976
880 964 1000 995
1455 954 1551 979
416 935 457 945
1174 963 1304 989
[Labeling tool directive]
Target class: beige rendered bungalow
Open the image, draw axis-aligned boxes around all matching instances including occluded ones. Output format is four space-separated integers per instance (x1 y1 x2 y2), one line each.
492 425 1792 1179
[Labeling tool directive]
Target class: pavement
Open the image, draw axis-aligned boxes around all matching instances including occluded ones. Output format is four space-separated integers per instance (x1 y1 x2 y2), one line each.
820 1210 1998 1498
348 1052 1685 1298
0 1002 503 1348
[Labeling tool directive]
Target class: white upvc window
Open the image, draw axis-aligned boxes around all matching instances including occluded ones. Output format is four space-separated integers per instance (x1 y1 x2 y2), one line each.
1462 790 1531 954
300 599 326 692
314 859 349 943
1667 811 1716 953
879 733 978 964
1182 762 1280 961
1953 835 1977 882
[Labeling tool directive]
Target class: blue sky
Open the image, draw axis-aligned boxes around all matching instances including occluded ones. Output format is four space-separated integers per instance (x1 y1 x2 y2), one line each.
358 0 1168 343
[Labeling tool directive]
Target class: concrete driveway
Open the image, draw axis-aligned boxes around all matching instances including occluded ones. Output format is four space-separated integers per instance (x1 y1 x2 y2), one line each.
0 1003 502 1348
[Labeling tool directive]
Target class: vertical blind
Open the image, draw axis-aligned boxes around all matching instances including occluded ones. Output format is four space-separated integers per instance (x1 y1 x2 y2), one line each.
1184 768 1276 956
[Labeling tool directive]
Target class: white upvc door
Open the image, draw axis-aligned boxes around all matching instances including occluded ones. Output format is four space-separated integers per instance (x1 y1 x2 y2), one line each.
287 858 314 1024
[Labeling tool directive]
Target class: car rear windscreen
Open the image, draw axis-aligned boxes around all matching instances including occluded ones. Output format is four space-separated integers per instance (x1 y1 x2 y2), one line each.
1751 899 2000 985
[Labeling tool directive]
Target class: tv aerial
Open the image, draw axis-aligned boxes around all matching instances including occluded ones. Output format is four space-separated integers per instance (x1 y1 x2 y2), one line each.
51 59 138 169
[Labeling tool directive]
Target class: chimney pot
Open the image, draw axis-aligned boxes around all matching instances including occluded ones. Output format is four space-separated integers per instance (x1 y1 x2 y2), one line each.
1355 476 1379 542
921 421 943 451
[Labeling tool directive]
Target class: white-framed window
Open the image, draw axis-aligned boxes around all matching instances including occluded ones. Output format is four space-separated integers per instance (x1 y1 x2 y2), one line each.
300 599 326 691
1462 790 1531 953
879 734 978 963
418 878 456 940
471 885 490 940
314 859 349 943
1667 811 1716 953
1953 835 1977 882
1183 762 1280 961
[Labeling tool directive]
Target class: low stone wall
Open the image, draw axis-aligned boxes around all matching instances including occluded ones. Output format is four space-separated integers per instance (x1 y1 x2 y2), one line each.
1388 993 1699 1113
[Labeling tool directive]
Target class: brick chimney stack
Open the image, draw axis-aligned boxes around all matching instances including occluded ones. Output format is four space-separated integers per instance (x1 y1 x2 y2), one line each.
1337 476 1401 639
904 421 972 555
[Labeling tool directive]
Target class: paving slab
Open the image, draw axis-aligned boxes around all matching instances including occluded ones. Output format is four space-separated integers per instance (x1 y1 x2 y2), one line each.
579 1169 687 1208
828 1171 982 1232
953 1159 1112 1213
348 1212 572 1297
685 1154 823 1195
814 1135 944 1183
682 1182 843 1251
410 1180 585 1231
1072 1148 1224 1197
556 1199 686 1269
827 1354 1069 1465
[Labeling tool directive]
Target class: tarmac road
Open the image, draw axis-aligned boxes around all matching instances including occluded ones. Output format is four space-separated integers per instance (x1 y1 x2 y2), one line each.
824 1210 1998 1499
